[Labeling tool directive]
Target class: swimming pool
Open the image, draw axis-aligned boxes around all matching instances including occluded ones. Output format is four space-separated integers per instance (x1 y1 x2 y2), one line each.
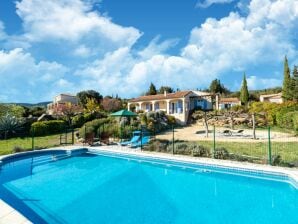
0 149 297 224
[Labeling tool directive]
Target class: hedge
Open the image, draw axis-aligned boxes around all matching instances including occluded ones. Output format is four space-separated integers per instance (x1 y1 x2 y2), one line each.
78 118 114 138
71 111 108 128
293 113 298 135
31 120 67 136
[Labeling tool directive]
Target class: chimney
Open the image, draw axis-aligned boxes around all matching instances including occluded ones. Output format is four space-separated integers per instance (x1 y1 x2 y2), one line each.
164 90 167 97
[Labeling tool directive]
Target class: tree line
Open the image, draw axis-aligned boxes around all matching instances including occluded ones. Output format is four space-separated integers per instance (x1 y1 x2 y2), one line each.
282 56 298 101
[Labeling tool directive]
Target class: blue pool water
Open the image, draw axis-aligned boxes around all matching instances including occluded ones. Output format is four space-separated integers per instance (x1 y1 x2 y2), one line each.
0 150 297 224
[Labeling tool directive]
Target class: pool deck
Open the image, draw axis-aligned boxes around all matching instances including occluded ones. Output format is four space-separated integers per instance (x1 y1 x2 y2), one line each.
0 145 297 223
0 200 32 224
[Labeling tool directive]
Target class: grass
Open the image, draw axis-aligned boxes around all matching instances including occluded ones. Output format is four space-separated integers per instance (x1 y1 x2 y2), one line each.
194 140 298 165
0 133 66 155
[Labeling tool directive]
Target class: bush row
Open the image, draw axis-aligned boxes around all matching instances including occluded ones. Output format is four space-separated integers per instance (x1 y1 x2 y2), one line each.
31 120 67 136
144 140 296 167
71 111 107 128
249 102 298 134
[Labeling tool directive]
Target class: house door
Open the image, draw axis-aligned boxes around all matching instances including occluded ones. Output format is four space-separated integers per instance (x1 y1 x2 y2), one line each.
171 103 175 114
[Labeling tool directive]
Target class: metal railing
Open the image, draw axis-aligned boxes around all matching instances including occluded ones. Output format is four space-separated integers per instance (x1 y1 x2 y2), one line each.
143 125 298 168
0 128 74 156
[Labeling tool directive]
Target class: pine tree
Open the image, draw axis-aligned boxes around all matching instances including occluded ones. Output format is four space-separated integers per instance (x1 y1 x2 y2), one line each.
282 56 292 101
209 79 222 93
209 79 230 95
146 82 157 95
240 73 249 105
292 65 298 101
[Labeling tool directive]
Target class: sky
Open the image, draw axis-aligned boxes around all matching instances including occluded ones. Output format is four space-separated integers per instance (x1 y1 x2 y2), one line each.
0 0 298 103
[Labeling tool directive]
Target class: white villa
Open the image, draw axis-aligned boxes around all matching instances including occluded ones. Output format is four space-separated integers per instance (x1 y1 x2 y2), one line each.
218 97 241 110
128 91 218 125
47 93 78 115
259 93 283 104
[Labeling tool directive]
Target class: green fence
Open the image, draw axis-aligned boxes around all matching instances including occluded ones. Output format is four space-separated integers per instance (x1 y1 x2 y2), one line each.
142 125 298 168
2 122 297 168
0 128 75 156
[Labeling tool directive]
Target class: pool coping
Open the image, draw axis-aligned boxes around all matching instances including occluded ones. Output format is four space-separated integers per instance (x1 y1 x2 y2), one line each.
0 145 298 223
88 145 298 188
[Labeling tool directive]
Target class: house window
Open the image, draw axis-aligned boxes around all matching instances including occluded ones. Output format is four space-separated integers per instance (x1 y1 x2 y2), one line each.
177 100 183 114
155 102 159 111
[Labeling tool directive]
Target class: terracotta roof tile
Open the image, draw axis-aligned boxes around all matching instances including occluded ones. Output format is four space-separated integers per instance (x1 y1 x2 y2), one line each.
219 97 240 103
129 91 192 102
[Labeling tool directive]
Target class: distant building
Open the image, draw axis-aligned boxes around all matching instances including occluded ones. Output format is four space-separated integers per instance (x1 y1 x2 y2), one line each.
128 90 218 125
47 93 78 115
218 97 241 110
259 93 283 104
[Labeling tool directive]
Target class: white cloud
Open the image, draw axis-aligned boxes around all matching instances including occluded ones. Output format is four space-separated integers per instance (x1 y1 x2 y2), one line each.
71 0 298 97
75 47 215 97
0 48 71 102
1 0 298 102
196 0 236 8
73 45 92 58
15 0 141 56
247 75 281 90
185 0 298 79
138 36 179 59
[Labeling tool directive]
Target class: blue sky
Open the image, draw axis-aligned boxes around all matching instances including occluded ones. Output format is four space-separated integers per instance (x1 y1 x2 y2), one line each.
0 0 297 103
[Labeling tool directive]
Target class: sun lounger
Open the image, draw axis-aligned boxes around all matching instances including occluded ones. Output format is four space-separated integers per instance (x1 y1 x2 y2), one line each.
234 130 244 135
130 136 151 148
222 130 232 136
120 135 140 146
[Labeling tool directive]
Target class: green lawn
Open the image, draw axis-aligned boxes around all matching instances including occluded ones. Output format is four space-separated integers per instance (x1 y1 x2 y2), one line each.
0 134 65 155
194 140 298 165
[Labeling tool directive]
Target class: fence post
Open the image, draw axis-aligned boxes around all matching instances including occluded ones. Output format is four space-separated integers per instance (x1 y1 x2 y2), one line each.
212 125 215 158
65 128 68 144
84 125 87 146
268 126 272 165
72 129 74 145
31 127 35 150
140 127 143 150
172 124 175 155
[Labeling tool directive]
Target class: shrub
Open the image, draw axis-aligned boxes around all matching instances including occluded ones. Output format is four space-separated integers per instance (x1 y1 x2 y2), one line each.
71 114 85 128
144 139 169 152
31 120 67 136
13 146 25 153
72 111 108 128
79 118 114 138
166 115 176 125
293 113 298 135
271 155 281 166
172 142 193 155
214 147 229 159
192 145 211 157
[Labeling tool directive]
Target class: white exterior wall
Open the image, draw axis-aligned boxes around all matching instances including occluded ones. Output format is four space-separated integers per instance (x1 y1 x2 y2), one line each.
54 94 78 104
128 91 215 125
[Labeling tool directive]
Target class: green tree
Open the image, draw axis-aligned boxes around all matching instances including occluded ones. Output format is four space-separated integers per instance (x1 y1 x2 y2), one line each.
292 65 298 101
77 90 103 107
209 79 222 93
209 79 230 95
146 83 157 95
240 73 249 105
282 56 292 101
85 98 101 114
0 104 25 118
158 86 174 94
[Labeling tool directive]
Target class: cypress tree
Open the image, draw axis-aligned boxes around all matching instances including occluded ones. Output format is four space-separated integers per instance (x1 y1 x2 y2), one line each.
282 56 292 101
292 65 298 101
240 73 249 105
146 82 157 95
